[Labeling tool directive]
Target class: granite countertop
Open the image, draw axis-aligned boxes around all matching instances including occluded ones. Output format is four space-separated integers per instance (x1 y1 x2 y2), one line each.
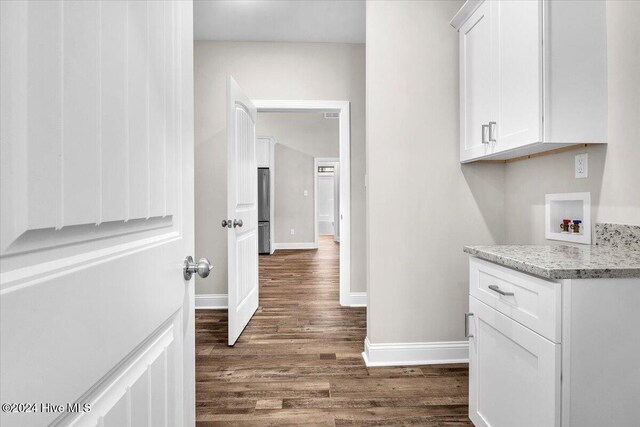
463 244 640 280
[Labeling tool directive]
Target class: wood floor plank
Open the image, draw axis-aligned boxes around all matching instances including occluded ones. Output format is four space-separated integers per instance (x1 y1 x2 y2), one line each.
196 236 471 426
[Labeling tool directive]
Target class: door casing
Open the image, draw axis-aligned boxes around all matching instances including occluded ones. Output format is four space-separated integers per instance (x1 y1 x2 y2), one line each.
253 100 351 307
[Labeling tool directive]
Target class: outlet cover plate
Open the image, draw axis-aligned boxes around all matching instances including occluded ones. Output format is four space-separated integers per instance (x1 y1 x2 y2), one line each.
575 153 588 178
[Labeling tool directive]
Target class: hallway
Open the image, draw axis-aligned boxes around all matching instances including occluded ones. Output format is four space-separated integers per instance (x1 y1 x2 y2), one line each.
195 236 471 426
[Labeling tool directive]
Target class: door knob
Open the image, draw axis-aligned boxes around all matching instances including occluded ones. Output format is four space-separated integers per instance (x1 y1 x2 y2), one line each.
183 256 213 280
221 219 232 228
233 219 243 228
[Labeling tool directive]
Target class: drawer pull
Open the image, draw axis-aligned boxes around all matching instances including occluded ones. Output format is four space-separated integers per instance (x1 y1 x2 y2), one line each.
465 312 474 338
488 284 514 296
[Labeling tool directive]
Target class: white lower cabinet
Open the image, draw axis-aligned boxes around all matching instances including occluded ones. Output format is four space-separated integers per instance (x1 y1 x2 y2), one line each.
467 257 640 426
468 297 561 427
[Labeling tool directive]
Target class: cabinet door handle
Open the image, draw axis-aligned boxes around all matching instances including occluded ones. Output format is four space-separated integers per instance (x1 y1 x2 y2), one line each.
465 312 474 338
489 121 496 142
488 284 514 296
481 124 489 144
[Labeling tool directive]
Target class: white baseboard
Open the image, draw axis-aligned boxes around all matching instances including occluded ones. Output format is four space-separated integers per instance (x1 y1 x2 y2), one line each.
349 292 367 307
195 294 228 309
272 242 318 250
195 293 364 308
362 337 469 367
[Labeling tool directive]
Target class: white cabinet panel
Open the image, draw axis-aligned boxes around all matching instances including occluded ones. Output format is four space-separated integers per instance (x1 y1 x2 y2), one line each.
469 297 561 427
459 1 493 162
492 0 541 151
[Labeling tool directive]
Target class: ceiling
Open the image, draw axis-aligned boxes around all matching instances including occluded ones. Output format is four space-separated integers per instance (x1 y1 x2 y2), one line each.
193 0 365 43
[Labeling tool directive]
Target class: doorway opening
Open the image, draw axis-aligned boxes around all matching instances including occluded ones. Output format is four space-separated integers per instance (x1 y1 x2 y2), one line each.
315 158 340 246
254 100 352 306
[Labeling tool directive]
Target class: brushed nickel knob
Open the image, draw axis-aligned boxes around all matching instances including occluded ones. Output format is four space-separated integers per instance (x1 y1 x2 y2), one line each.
183 256 213 280
233 219 243 228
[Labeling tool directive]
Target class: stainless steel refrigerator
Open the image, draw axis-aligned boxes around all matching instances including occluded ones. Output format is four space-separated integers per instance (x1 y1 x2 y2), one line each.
258 168 270 254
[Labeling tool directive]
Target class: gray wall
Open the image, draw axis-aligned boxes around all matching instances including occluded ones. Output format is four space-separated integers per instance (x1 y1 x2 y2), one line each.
273 144 314 244
257 112 339 245
505 1 640 243
366 0 506 344
257 112 339 158
195 41 366 295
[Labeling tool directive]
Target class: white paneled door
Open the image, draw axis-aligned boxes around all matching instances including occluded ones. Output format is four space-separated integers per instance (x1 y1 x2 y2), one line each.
226 77 259 346
0 1 195 426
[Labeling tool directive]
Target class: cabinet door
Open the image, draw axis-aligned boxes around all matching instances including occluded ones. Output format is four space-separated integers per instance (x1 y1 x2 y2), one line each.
468 297 561 427
459 1 493 162
491 0 542 151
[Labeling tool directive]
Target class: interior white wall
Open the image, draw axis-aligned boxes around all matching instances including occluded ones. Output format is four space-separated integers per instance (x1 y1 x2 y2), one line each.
194 41 365 295
366 0 506 345
273 144 315 244
504 1 640 243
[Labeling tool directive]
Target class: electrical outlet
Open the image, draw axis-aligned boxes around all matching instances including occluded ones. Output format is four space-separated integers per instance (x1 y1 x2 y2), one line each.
575 153 588 178
290 228 295 235
303 190 308 197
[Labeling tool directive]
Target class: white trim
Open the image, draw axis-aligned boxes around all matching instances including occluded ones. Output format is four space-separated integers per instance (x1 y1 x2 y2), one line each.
449 0 484 31
362 337 469 367
349 292 367 307
195 294 228 310
269 138 276 254
272 242 317 250
252 99 348 113
254 100 351 307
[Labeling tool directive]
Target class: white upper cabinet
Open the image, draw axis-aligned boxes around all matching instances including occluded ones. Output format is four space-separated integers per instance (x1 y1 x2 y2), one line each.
451 0 607 163
459 1 494 161
492 0 542 152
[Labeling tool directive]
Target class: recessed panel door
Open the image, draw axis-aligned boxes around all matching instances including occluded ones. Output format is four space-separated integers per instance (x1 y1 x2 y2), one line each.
226 76 259 346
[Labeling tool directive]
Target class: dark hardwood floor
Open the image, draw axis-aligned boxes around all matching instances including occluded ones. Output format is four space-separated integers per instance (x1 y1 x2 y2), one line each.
196 235 472 426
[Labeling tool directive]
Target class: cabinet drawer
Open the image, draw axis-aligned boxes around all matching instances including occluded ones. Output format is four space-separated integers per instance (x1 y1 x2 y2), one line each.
469 257 561 343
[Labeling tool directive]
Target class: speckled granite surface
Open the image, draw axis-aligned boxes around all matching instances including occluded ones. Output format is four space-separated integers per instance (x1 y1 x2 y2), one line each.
595 223 640 251
464 244 640 280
